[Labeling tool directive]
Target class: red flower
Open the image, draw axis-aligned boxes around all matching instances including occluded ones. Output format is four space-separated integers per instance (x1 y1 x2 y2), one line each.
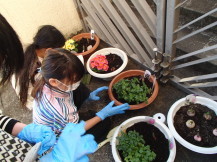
90 55 109 71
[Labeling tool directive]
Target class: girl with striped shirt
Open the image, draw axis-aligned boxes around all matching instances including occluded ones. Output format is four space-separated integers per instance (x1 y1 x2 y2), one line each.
32 48 129 139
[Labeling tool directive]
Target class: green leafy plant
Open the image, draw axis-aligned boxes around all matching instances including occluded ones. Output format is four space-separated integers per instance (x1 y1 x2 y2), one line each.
113 77 151 104
117 130 156 162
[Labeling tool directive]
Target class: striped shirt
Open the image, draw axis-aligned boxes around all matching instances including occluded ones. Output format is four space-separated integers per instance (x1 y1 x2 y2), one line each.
33 84 79 133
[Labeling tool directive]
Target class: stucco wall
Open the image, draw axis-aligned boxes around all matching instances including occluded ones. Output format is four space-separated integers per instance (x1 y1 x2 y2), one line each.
0 0 82 48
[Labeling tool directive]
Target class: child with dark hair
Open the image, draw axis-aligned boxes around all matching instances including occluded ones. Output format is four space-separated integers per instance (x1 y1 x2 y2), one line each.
11 25 65 110
32 48 129 141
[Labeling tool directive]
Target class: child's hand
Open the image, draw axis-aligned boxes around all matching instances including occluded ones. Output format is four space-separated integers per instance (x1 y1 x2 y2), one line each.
96 101 130 120
88 86 108 101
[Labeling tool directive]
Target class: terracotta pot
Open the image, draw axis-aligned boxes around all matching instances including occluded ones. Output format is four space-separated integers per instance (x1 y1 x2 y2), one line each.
108 70 159 110
72 33 100 57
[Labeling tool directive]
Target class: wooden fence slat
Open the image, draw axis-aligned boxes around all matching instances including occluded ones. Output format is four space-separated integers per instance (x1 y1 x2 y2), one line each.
179 73 217 82
89 0 134 55
113 0 156 57
81 0 117 45
132 0 156 36
173 55 217 69
100 0 153 67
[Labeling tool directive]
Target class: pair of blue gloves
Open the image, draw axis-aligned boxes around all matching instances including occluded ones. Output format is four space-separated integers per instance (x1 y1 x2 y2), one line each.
18 86 129 161
88 86 130 120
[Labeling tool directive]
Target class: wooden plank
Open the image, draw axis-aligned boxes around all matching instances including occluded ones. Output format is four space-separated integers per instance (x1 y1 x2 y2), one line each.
131 0 156 36
81 0 117 45
173 44 217 61
173 21 217 44
101 0 153 67
179 73 217 82
187 81 217 88
85 17 108 42
170 76 217 100
173 55 217 69
113 0 156 57
89 0 134 55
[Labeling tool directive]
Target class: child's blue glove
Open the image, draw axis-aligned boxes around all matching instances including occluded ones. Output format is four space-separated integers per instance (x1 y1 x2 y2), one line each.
40 121 98 162
88 86 108 100
96 101 130 120
17 123 56 155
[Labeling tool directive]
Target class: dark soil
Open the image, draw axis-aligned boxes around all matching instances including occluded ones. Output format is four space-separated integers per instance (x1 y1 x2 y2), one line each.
174 103 217 147
113 75 153 105
95 54 123 74
118 122 169 162
77 38 96 53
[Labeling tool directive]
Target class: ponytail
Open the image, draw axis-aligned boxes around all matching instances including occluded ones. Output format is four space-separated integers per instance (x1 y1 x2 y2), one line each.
31 78 46 101
19 44 40 106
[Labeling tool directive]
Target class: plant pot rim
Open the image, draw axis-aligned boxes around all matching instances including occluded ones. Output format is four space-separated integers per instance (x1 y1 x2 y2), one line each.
86 47 128 79
167 96 217 154
108 70 159 110
72 33 100 56
111 116 176 162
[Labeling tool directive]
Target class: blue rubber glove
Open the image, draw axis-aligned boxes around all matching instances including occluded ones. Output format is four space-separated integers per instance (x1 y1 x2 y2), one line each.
88 86 108 100
17 123 56 155
40 121 98 162
96 101 130 120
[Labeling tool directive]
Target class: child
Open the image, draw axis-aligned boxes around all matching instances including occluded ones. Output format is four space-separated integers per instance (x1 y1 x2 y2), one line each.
32 48 129 140
11 25 65 110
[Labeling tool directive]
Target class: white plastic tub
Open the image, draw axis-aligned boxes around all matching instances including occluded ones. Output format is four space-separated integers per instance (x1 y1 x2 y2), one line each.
111 116 176 162
86 48 128 80
167 96 217 154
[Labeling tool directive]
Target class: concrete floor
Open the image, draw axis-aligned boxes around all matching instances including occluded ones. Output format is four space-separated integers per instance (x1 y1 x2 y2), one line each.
0 46 216 161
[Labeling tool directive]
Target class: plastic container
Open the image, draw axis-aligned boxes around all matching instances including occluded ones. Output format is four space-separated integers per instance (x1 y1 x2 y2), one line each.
111 116 176 162
86 48 128 81
167 96 217 154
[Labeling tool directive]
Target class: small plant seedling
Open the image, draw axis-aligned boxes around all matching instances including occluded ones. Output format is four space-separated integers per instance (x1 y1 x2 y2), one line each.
186 120 195 128
117 130 156 162
194 134 202 142
187 108 195 117
203 112 212 120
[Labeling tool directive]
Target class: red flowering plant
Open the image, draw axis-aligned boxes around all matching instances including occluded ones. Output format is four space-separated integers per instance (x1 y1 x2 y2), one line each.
90 55 109 73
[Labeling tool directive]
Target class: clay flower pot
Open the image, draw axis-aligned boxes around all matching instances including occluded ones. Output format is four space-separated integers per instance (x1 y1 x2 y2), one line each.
72 33 100 57
86 48 128 81
108 70 159 110
111 116 176 162
167 96 217 154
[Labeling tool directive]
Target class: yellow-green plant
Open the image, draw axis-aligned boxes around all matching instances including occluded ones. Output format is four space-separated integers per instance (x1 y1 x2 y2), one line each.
117 130 156 162
63 38 78 52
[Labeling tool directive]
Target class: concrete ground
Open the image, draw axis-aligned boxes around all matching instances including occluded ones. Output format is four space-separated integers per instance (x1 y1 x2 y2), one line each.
0 44 216 161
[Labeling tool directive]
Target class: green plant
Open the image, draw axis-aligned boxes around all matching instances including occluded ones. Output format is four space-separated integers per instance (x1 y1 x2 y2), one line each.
113 77 151 104
117 130 156 162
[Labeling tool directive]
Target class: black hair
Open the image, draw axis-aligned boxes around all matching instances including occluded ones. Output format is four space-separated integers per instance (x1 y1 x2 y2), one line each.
0 13 24 85
19 25 65 106
32 48 85 100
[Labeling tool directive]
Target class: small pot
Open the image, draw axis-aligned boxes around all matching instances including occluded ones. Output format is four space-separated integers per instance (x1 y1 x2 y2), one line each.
111 116 176 162
86 48 128 81
72 33 100 57
167 96 217 154
108 70 159 110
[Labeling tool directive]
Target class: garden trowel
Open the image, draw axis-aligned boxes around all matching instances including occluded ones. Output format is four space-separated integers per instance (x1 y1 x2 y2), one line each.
97 126 118 151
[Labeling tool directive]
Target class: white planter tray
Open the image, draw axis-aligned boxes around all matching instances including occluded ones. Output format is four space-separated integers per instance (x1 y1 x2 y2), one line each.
86 48 128 80
167 96 217 154
111 116 176 162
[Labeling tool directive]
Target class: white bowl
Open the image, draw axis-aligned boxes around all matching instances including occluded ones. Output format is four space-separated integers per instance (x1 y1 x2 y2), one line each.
167 96 217 154
86 48 128 80
111 116 176 162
